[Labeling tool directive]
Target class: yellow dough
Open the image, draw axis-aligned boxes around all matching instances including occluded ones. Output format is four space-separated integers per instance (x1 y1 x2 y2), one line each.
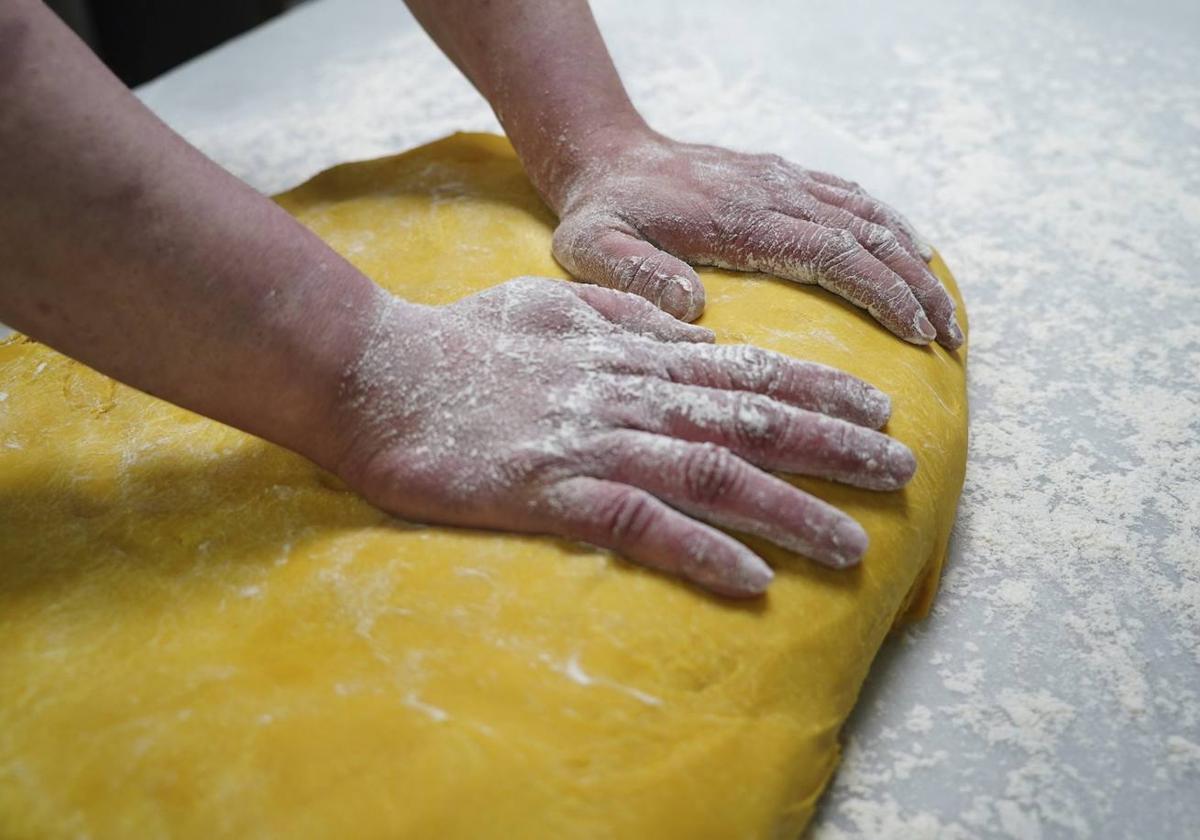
0 133 967 838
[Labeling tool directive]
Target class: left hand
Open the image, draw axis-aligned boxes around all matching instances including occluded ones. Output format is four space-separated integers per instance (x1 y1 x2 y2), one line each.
550 132 963 349
333 277 915 598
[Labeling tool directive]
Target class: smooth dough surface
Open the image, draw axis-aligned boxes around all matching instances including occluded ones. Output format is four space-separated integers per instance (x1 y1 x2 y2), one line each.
0 133 967 838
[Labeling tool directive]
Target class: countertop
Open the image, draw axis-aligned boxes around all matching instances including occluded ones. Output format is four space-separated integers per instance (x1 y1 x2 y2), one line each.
110 0 1200 835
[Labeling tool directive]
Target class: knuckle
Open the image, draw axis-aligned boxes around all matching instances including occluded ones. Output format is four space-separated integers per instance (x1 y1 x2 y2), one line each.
601 488 659 545
616 251 677 297
719 345 781 392
505 442 576 487
816 228 861 271
867 200 902 230
730 394 782 450
833 421 857 457
754 153 790 182
715 201 768 238
713 206 783 265
789 194 825 221
845 193 878 217
681 444 742 504
809 416 855 465
862 223 900 252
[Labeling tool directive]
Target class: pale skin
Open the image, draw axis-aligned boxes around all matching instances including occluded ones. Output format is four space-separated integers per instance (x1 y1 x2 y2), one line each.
0 0 953 597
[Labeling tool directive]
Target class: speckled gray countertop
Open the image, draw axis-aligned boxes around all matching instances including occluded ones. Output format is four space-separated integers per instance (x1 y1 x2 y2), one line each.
123 0 1200 836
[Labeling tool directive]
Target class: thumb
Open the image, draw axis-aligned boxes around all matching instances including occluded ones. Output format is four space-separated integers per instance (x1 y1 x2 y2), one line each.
552 218 706 322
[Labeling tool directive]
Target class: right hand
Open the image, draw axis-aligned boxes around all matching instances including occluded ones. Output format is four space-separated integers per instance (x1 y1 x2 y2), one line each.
331 277 916 598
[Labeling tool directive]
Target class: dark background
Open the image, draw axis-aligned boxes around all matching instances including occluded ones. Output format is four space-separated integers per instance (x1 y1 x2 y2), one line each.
48 0 302 87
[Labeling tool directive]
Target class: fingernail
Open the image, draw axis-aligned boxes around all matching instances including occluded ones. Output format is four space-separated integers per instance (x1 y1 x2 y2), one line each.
866 388 892 426
947 319 965 346
888 439 918 484
828 520 869 568
659 277 704 322
915 313 937 342
918 239 935 261
735 553 775 595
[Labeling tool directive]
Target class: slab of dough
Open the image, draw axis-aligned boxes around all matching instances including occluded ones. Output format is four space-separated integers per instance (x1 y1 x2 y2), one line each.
0 133 967 838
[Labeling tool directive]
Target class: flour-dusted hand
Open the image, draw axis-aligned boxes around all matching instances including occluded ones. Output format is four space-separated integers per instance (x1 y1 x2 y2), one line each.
550 134 963 349
332 277 917 598
403 1 962 348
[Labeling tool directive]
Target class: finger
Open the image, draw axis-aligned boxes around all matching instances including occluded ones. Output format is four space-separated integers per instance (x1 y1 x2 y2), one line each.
806 170 860 191
591 432 868 568
807 180 934 261
706 211 937 344
800 206 963 349
903 268 964 349
625 381 916 490
539 476 773 597
843 220 962 349
657 342 892 429
564 282 715 344
552 218 706 322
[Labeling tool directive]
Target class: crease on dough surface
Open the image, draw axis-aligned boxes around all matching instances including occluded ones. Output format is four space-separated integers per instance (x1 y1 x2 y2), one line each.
0 132 967 839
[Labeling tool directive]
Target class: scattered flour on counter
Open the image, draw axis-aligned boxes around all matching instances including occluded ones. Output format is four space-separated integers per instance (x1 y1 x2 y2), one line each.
798 1 1200 834
905 704 934 734
1165 735 1200 776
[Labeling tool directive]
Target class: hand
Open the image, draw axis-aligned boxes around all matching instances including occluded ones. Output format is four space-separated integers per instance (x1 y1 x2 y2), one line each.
550 132 964 349
332 277 917 598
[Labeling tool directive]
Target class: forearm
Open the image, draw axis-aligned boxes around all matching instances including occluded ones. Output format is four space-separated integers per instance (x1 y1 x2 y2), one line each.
403 0 648 210
0 1 382 469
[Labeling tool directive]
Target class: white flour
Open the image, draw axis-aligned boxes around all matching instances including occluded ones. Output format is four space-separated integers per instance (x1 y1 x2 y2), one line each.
137 0 1200 835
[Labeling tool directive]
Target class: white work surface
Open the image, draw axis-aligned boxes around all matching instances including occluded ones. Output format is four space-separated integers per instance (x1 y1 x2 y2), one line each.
133 0 1199 836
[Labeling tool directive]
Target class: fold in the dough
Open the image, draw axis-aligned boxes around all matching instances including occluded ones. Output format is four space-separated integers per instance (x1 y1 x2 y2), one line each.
0 133 968 838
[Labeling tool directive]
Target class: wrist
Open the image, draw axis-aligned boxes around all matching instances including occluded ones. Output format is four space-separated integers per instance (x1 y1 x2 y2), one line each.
320 290 439 486
256 263 390 475
523 116 660 214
